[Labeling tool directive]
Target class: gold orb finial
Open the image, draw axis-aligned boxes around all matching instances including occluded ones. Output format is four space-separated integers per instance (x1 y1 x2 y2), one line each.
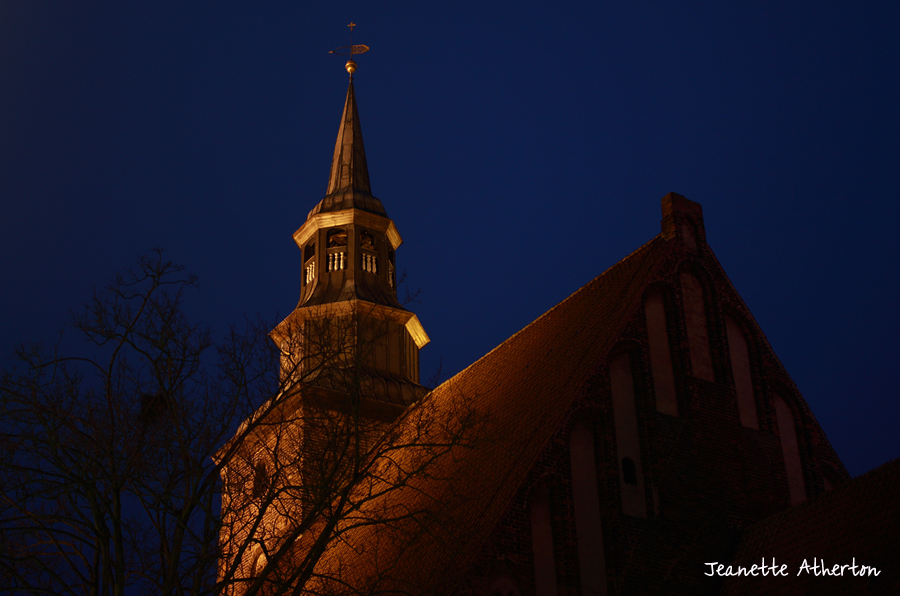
328 23 369 78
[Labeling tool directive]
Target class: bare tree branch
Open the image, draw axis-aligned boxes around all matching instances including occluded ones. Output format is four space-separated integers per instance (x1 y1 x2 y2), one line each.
1 252 485 596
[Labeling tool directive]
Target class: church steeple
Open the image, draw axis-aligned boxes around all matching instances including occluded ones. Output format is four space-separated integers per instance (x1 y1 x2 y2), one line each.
326 81 370 196
273 69 429 403
219 39 429 592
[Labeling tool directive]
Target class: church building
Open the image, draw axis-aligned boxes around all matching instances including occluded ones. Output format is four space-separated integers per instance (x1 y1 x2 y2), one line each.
218 62 899 596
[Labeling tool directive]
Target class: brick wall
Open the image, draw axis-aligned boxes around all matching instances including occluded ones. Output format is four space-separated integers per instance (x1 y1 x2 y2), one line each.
455 195 848 596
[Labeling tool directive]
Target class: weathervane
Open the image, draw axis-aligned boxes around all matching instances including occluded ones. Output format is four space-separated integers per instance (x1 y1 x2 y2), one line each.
329 22 369 78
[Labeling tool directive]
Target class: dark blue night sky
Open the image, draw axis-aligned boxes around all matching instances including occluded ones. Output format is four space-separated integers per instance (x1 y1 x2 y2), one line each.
1 2 898 477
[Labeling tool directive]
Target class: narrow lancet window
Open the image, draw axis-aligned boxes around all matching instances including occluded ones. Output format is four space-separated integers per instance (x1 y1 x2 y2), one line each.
622 457 638 486
252 461 268 499
569 422 607 595
726 316 759 429
680 272 714 382
530 485 558 596
645 292 678 416
774 395 806 505
681 223 698 252
610 354 647 518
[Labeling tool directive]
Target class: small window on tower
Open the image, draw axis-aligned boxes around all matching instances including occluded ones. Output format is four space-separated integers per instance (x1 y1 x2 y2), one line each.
388 249 395 288
327 229 347 248
360 230 377 273
622 457 638 486
360 230 375 250
252 461 268 499
303 242 316 286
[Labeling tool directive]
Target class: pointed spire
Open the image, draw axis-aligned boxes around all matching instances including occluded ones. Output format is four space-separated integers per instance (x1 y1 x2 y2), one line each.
326 81 371 195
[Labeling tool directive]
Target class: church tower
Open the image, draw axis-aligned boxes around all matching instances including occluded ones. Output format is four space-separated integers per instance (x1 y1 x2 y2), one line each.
216 63 431 592
271 68 429 410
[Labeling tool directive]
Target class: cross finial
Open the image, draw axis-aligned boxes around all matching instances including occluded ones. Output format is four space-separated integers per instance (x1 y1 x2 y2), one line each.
348 22 356 32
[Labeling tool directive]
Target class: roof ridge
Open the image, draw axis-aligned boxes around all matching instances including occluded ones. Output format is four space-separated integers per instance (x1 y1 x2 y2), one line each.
432 234 667 391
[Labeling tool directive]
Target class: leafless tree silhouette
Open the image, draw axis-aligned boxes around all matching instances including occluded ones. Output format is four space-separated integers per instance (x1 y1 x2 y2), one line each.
0 251 483 596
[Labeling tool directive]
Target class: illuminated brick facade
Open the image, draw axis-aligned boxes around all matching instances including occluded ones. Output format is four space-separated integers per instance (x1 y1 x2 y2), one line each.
219 79 900 596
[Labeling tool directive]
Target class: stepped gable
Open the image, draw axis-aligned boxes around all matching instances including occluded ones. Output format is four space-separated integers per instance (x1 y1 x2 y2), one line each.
307 234 670 593
720 458 900 596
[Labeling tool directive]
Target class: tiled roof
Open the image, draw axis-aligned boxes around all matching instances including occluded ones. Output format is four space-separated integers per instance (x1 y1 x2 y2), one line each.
720 458 900 596
304 234 671 593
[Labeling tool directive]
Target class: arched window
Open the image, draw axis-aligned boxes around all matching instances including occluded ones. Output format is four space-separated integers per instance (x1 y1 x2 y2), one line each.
251 550 267 577
645 292 678 416
530 485 558 596
610 354 647 518
680 272 714 382
725 316 759 429
773 394 806 505
569 422 607 595
252 461 268 499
